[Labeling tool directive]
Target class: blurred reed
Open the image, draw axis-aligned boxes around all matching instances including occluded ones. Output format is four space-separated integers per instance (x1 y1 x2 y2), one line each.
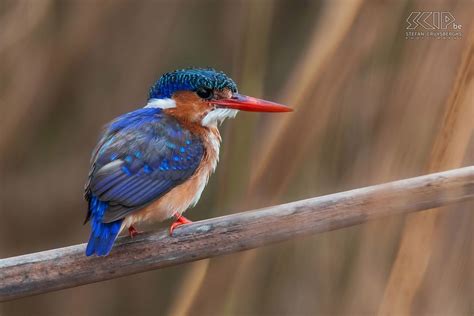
216 1 365 315
379 27 474 316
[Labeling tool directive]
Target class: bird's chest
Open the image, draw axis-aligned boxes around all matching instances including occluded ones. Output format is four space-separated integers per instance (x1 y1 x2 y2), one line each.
126 128 221 225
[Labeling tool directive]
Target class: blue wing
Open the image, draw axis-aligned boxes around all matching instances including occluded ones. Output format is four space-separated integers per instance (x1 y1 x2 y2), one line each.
85 108 205 223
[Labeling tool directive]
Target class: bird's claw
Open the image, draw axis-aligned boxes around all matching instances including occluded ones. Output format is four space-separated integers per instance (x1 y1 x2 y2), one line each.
128 225 141 238
169 214 192 236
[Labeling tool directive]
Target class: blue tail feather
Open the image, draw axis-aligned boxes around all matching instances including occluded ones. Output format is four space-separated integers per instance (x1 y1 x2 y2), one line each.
86 196 122 256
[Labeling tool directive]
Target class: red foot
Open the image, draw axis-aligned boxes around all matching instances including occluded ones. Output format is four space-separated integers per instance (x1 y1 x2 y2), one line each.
128 225 140 238
169 213 193 236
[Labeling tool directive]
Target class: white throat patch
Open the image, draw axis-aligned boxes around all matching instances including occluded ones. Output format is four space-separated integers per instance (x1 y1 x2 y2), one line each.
145 98 176 109
201 108 238 126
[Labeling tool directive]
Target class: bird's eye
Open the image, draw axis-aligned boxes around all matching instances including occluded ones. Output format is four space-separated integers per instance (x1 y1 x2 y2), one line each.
196 88 213 100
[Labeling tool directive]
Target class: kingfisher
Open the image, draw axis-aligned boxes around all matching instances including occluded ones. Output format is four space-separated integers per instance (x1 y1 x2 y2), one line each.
84 67 291 256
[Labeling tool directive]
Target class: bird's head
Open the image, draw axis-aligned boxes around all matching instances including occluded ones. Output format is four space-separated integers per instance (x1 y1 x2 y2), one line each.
146 68 291 126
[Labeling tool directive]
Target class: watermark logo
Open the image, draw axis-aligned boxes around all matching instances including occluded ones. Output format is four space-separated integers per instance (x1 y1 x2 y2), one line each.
405 11 462 40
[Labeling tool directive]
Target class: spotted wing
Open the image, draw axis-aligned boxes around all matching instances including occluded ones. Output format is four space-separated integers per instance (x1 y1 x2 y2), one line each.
85 108 204 223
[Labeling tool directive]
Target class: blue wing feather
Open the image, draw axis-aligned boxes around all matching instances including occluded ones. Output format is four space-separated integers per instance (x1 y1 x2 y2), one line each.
84 108 204 256
86 108 205 222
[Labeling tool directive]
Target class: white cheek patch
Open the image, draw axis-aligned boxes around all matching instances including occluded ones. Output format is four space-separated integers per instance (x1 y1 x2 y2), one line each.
145 98 176 109
201 108 238 126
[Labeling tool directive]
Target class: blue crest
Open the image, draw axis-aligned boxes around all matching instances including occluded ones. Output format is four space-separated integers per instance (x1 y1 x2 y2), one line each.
149 67 238 99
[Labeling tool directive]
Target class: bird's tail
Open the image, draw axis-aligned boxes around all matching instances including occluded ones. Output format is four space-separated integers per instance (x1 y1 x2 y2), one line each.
85 196 123 256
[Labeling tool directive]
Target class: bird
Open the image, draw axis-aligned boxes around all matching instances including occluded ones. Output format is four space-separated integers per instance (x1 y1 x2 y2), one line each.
84 67 292 256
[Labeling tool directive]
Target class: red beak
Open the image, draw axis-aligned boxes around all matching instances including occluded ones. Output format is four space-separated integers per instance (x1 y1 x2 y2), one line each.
210 94 292 112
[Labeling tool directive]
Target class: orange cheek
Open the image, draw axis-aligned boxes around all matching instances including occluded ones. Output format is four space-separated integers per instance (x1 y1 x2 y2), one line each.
170 91 212 122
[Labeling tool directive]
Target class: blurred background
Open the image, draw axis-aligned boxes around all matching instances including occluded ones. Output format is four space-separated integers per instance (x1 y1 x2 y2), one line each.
0 0 473 315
